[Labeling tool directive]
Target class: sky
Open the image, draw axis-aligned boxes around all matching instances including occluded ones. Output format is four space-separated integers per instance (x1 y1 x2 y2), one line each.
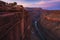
2 0 60 10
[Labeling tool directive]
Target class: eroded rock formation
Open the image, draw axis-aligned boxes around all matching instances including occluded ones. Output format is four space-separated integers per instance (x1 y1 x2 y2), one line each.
0 1 31 40
39 10 60 40
0 1 25 12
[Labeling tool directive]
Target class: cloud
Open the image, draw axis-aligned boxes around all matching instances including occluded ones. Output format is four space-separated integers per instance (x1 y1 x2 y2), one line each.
25 0 60 8
39 0 60 8
1 0 60 9
2 0 22 3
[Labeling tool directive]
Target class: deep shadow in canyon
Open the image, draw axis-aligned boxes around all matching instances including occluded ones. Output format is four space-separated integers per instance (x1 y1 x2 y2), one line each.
0 1 60 40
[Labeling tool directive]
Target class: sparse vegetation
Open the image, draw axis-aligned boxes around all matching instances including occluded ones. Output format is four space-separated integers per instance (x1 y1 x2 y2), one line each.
0 1 24 12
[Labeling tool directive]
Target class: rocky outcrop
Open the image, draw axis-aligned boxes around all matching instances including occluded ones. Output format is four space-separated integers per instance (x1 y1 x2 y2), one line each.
0 1 24 12
39 10 60 40
0 1 31 40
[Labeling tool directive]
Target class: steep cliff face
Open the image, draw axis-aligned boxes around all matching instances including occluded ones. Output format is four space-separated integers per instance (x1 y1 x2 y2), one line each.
40 10 60 40
0 1 31 40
